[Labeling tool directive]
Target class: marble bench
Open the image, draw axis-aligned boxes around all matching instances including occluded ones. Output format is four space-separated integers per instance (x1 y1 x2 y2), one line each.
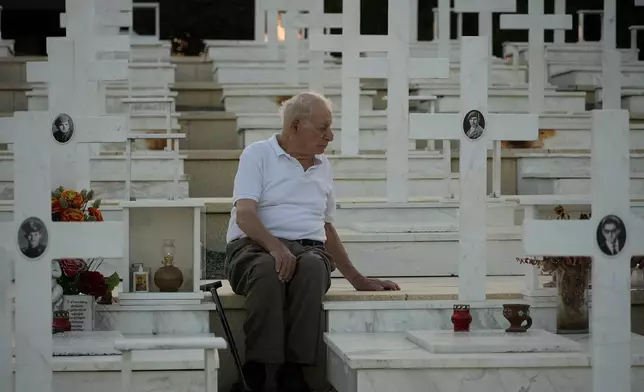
115 334 227 392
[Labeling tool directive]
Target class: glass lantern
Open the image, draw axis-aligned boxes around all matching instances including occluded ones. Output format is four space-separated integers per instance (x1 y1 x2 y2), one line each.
162 239 176 266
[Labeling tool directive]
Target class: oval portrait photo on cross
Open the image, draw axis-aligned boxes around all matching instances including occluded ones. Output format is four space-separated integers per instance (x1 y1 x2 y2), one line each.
463 110 486 140
52 113 75 144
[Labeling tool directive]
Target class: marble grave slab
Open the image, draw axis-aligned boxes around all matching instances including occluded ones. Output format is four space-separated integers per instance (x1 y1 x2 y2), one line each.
53 331 123 356
405 329 581 354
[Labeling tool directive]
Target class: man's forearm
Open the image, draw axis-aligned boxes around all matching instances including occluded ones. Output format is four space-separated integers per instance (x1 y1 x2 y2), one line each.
237 210 283 253
324 223 362 282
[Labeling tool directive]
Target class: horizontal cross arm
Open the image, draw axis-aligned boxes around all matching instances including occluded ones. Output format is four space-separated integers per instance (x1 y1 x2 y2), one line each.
408 58 450 80
93 36 131 53
87 60 129 82
49 222 124 259
487 113 539 141
309 32 391 52
499 14 573 30
283 13 342 29
409 113 461 140
453 0 516 13
522 220 594 256
25 61 49 84
73 115 128 143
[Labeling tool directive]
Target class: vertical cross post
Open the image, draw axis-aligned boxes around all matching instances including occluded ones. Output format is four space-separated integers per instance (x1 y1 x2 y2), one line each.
410 36 539 301
602 0 621 109
554 0 567 44
499 0 572 114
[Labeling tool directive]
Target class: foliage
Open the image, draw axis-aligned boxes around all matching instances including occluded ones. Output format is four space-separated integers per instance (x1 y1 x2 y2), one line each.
51 186 103 222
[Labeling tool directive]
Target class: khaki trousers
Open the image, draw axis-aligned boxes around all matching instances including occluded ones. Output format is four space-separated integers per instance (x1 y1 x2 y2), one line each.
225 237 333 365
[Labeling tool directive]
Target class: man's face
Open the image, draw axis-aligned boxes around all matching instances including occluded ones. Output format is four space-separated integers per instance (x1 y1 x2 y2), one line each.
294 103 334 155
58 119 70 133
602 222 620 244
469 115 479 128
27 231 42 248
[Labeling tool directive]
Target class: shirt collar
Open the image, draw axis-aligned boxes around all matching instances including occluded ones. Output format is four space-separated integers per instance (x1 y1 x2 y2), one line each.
269 134 324 165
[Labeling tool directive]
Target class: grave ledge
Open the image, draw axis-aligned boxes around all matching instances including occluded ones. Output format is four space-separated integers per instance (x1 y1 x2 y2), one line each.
324 332 644 370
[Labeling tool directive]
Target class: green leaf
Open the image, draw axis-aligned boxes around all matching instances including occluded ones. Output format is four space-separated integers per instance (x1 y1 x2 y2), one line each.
104 272 121 292
87 190 95 201
93 199 102 209
60 198 68 209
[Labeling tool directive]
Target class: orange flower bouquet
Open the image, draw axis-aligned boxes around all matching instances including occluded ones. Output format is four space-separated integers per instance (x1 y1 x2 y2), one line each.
51 186 104 222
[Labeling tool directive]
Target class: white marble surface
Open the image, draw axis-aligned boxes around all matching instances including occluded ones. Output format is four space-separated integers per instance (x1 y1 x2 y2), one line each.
405 329 581 354
53 331 123 356
325 301 557 334
94 307 211 334
53 370 214 392
51 348 205 372
114 333 227 351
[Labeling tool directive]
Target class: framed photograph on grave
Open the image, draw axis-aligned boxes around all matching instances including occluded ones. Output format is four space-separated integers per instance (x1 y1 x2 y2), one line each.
596 214 627 256
18 217 48 260
463 110 486 140
51 113 75 144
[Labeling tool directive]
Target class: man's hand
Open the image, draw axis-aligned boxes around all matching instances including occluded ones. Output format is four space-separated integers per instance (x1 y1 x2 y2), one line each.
350 275 400 292
270 244 297 282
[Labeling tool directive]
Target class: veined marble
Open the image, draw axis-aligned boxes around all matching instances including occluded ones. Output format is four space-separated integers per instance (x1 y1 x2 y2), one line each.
325 300 557 334
325 333 644 392
94 304 214 335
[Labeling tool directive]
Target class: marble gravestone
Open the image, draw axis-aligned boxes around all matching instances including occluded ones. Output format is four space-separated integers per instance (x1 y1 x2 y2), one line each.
405 329 581 354
523 110 644 392
0 113 125 392
409 36 539 301
343 1 449 202
602 0 621 110
308 0 366 156
453 0 518 72
280 0 341 90
310 0 450 202
499 0 572 114
26 37 127 192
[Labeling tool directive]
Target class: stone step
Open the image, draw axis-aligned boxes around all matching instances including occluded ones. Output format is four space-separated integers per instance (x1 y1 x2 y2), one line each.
517 151 644 177
171 81 223 111
550 63 644 89
171 56 215 83
0 83 29 112
0 153 188 200
213 60 526 86
184 150 241 198
220 84 376 113
520 175 644 195
178 111 239 150
334 226 523 277
0 56 46 83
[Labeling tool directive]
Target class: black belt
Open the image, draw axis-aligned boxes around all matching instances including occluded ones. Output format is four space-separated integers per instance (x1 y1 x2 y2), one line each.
295 239 324 247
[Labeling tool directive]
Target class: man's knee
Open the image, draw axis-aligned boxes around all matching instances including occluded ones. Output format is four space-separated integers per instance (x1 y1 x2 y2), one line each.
293 249 331 287
229 250 281 296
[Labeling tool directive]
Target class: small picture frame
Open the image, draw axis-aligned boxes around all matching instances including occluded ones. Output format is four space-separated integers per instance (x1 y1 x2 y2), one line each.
463 110 486 141
52 113 75 144
133 267 149 293
18 217 48 260
596 214 627 257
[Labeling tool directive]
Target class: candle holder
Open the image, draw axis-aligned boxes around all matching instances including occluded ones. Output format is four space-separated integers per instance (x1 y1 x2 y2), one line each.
451 304 473 332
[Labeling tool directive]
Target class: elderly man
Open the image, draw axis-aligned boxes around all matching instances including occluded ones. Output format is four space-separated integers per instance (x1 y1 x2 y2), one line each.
226 92 399 392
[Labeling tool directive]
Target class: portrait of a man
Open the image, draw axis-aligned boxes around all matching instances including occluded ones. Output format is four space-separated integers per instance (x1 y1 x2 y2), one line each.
52 113 74 144
463 110 485 140
18 217 48 259
596 215 627 256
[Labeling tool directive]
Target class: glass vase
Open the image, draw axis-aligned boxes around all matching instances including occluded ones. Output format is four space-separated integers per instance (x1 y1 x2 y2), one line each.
162 239 176 266
554 266 590 334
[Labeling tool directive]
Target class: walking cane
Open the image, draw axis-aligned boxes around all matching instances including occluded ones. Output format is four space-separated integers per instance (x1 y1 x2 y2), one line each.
200 281 251 392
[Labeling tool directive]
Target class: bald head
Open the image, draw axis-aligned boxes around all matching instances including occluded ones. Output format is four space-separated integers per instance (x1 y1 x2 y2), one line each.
278 92 334 156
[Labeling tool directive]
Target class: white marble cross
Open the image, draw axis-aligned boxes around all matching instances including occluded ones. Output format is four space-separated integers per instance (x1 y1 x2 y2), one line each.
602 0 621 109
24 37 127 191
453 0 518 64
409 36 539 301
499 0 572 114
554 0 567 44
523 110 643 392
436 0 452 59
280 0 341 88
0 112 125 392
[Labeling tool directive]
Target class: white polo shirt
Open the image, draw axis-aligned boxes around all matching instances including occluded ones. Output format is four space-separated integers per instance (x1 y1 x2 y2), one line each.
226 135 336 243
